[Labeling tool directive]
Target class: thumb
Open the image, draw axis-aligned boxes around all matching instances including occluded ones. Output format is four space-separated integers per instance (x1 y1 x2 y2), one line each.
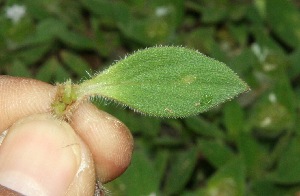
0 114 95 196
0 183 22 195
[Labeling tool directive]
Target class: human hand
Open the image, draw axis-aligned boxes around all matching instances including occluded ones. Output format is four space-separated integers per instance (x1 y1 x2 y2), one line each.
0 75 134 195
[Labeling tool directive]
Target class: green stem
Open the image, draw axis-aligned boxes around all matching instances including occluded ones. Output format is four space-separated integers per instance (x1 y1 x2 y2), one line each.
51 79 79 119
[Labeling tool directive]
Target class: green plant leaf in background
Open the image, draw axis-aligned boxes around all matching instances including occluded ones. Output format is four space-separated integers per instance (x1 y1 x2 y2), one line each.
77 46 249 117
163 147 198 195
205 157 246 196
251 180 289 196
61 51 91 78
269 137 300 184
106 151 160 195
198 139 235 169
266 0 300 49
185 116 224 138
223 100 245 141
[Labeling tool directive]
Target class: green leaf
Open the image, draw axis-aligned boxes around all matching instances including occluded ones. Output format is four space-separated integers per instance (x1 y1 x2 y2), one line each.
200 6 227 23
106 150 160 195
58 31 95 50
206 157 246 196
289 48 300 79
80 0 130 24
185 116 224 138
266 0 300 48
6 60 32 77
163 148 198 195
24 19 66 45
117 0 183 45
154 150 170 184
184 27 216 54
269 137 300 184
251 180 290 196
198 139 235 168
237 132 267 179
60 51 91 77
36 57 60 82
223 101 245 141
250 92 293 138
16 45 50 65
78 46 249 117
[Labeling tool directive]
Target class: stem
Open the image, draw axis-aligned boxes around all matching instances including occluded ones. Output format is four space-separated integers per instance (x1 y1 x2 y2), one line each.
51 79 79 120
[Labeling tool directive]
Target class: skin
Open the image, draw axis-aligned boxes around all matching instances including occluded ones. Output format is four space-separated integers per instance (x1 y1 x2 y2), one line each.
0 75 134 196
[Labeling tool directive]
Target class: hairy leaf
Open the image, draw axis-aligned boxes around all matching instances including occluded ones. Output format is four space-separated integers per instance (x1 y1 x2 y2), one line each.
77 46 249 117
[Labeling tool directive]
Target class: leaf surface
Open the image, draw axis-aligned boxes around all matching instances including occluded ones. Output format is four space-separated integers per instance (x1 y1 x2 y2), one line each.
78 46 249 117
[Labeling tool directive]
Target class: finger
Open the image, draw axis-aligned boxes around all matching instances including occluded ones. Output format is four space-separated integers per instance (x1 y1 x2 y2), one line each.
0 76 56 131
0 184 22 196
70 102 134 183
0 114 95 196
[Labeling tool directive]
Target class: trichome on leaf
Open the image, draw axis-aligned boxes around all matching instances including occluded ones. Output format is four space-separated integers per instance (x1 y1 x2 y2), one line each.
52 46 249 119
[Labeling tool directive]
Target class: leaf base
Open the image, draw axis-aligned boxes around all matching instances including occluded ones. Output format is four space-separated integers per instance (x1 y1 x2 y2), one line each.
51 79 79 120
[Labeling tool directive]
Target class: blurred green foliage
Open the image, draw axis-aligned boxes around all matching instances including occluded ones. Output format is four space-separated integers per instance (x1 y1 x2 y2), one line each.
1 0 300 195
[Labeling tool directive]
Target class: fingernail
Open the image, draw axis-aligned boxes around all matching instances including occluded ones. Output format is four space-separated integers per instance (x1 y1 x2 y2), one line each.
0 114 80 196
0 183 23 196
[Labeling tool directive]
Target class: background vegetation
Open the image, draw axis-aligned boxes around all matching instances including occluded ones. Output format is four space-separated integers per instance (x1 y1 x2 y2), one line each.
1 0 300 195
